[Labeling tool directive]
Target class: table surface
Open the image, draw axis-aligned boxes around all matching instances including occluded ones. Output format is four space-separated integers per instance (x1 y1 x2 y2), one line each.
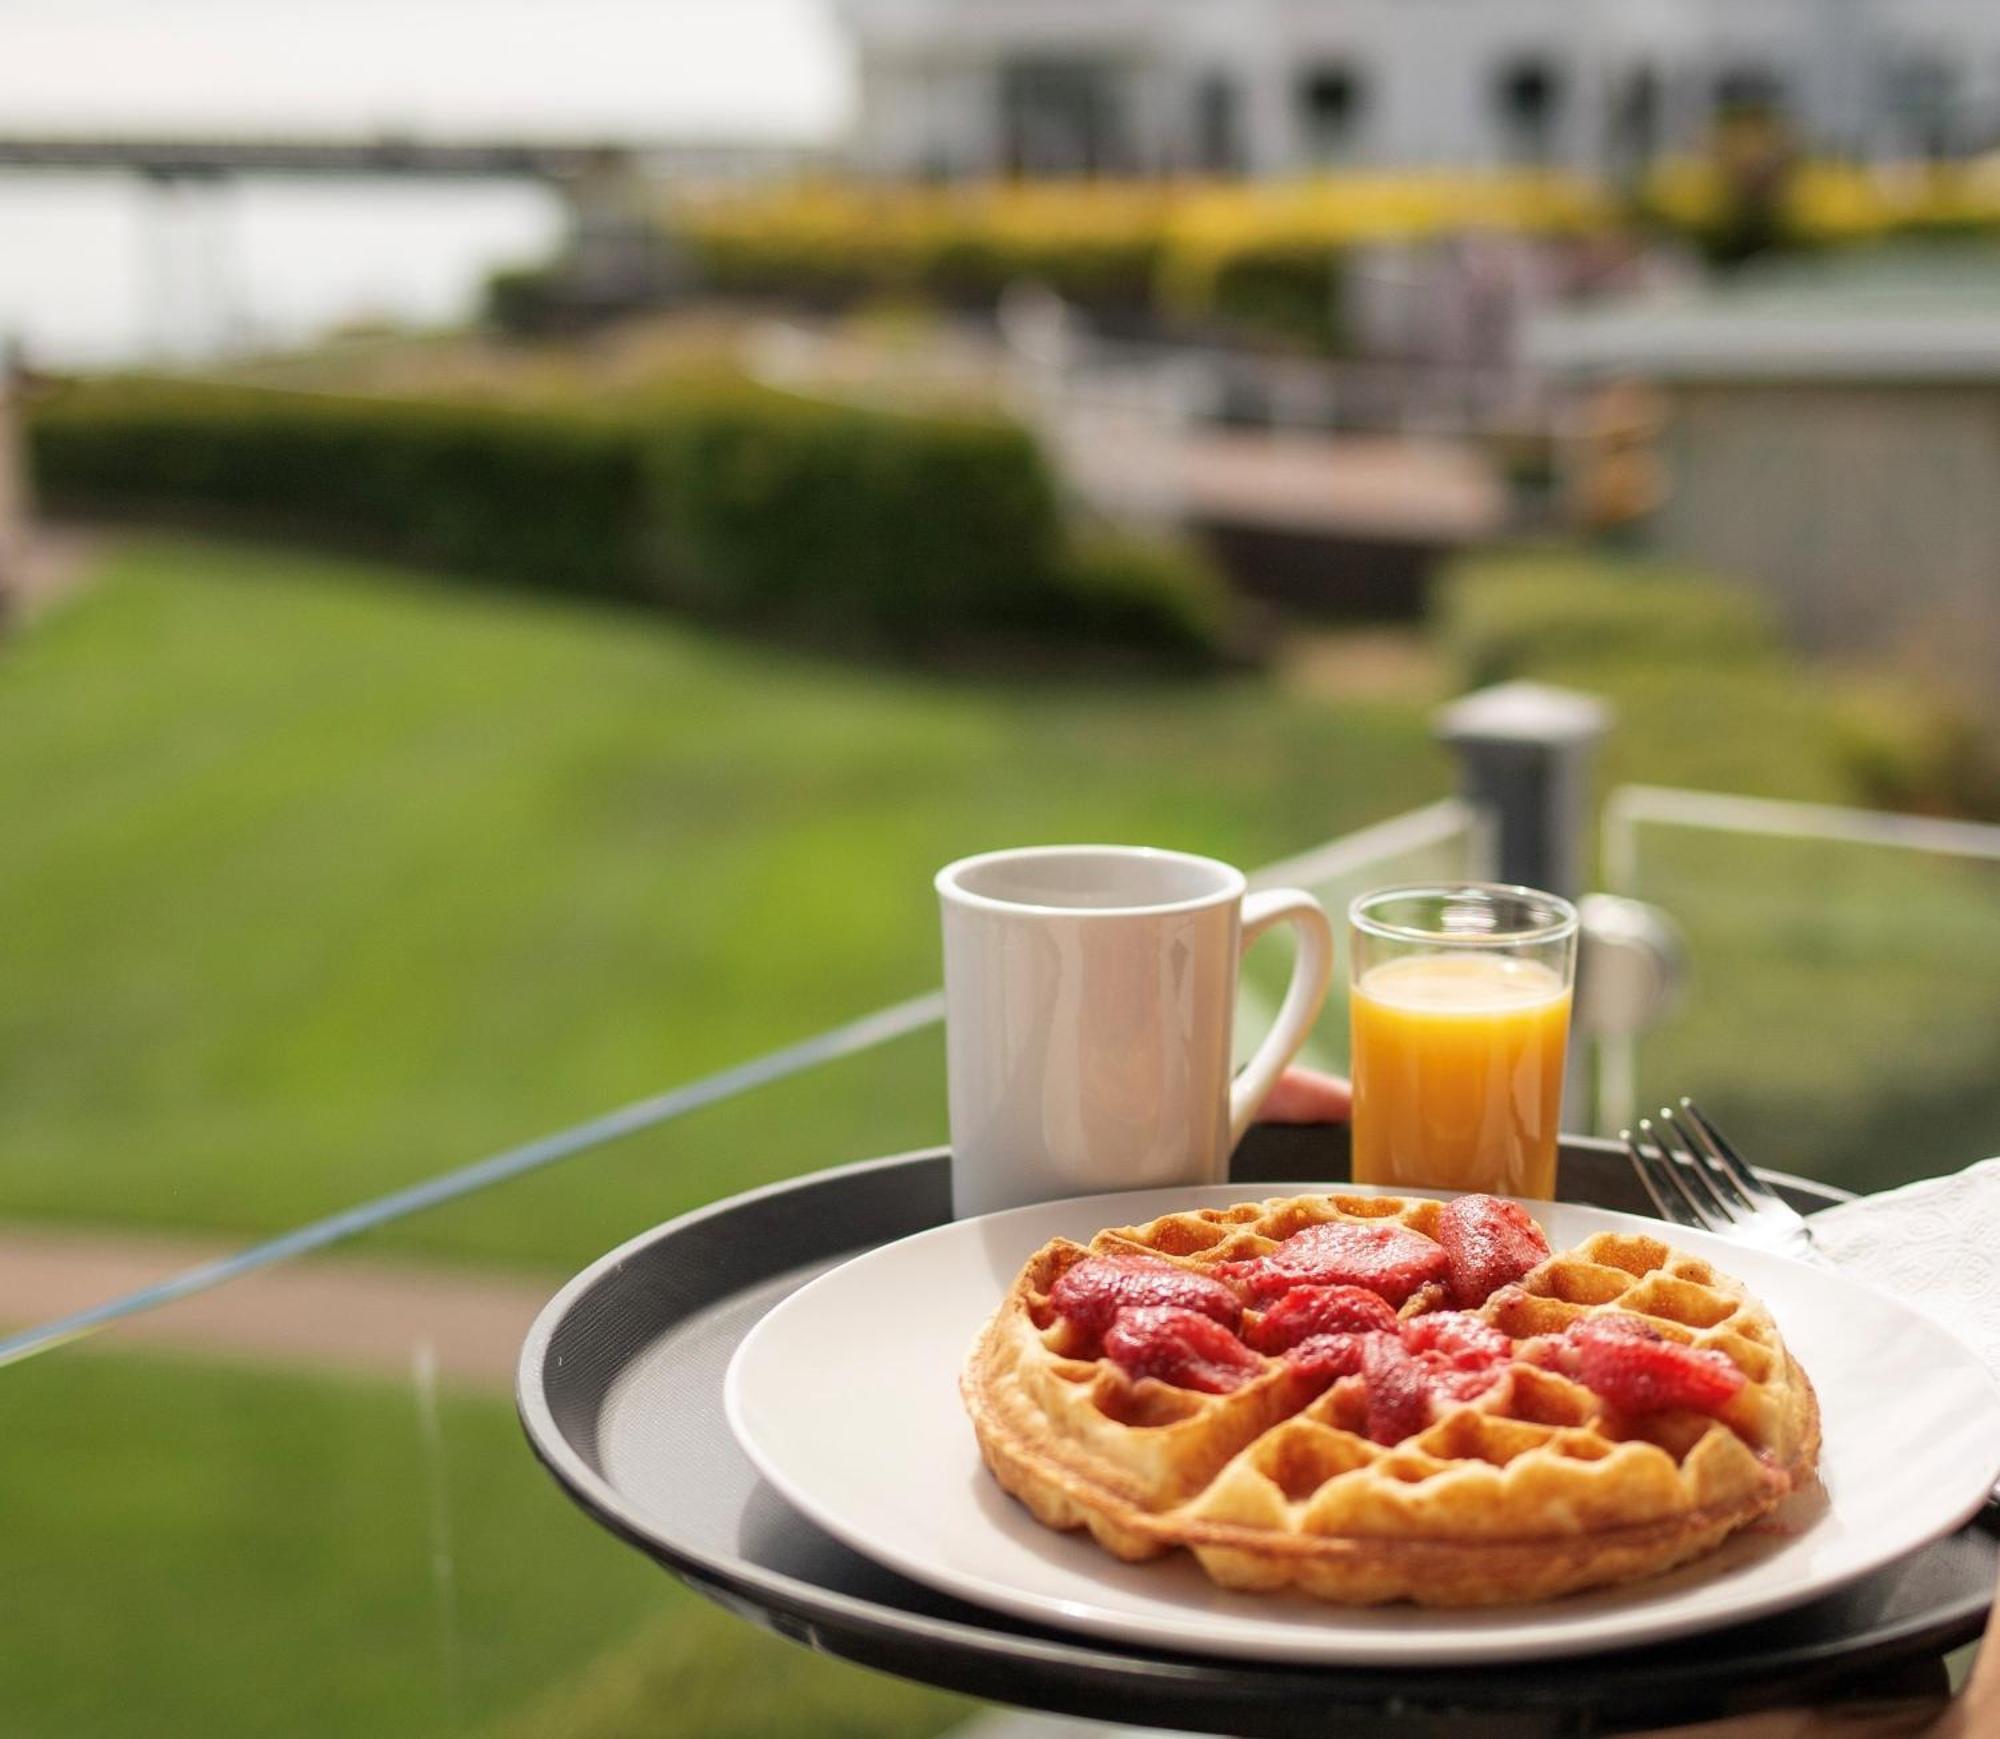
518 1124 1998 1739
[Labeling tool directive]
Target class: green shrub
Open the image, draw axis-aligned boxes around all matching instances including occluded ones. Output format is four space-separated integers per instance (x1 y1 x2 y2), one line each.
642 391 1065 641
1831 682 2000 822
484 263 573 336
30 380 652 599
1206 244 1347 352
1039 531 1233 656
1437 549 1780 688
28 376 1228 659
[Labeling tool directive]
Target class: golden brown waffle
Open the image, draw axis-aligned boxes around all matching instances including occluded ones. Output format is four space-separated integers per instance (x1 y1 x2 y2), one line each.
961 1192 1821 1607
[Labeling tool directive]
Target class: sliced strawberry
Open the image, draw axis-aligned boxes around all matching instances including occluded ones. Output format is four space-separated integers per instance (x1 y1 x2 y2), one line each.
1246 1283 1399 1354
1224 1221 1449 1308
1362 1332 1435 1445
1049 1256 1242 1338
1102 1306 1264 1394
1567 1314 1745 1415
1282 1331 1372 1385
1401 1311 1513 1401
1436 1195 1551 1308
1401 1310 1511 1365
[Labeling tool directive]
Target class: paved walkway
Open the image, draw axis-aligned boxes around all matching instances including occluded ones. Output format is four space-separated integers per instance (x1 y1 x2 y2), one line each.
0 1222 561 1388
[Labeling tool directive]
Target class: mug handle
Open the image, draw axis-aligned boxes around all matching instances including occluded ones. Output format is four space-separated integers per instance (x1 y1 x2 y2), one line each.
1228 888 1336 1150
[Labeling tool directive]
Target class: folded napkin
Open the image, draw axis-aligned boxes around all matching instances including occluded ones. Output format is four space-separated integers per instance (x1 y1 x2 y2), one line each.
1808 1156 2000 1387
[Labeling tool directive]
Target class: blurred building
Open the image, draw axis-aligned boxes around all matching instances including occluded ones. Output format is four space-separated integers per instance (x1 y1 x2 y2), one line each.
839 0 2000 178
1528 252 2000 673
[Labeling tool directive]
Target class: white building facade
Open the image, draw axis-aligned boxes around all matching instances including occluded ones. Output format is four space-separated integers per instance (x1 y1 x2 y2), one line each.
838 0 2000 179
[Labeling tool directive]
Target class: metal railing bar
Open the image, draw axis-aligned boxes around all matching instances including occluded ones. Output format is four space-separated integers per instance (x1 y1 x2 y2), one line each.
1249 797 1472 893
0 990 946 1370
1605 785 2000 893
1597 783 2000 1129
0 799 1475 1368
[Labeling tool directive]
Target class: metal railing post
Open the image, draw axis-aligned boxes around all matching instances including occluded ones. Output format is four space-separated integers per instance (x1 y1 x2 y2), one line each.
1435 681 1613 900
1436 682 1616 1133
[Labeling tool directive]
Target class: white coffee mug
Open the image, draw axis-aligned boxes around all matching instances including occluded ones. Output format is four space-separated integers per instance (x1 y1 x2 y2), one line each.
936 845 1334 1219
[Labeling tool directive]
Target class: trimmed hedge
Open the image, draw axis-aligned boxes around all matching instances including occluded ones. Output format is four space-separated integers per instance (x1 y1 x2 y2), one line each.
1830 682 2000 823
30 382 652 599
1206 244 1345 353
27 377 1229 657
1050 531 1233 656
1437 549 1780 688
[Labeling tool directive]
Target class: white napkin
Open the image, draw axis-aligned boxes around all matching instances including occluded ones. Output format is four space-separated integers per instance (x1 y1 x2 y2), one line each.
1808 1156 2000 1388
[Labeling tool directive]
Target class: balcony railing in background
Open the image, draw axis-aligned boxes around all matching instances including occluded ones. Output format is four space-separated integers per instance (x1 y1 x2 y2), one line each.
0 801 1477 1369
10 681 2000 1739
1599 783 2000 1196
18 686 1998 1370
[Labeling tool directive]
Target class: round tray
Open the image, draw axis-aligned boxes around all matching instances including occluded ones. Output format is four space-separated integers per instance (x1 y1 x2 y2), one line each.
518 1127 1995 1737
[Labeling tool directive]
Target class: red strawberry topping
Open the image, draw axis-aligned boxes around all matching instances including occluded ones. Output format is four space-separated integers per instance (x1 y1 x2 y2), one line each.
1401 1311 1514 1401
1362 1333 1435 1445
1224 1221 1449 1308
1281 1331 1372 1385
1102 1306 1265 1394
1566 1314 1745 1415
1246 1284 1399 1354
1436 1195 1551 1308
1049 1256 1242 1338
1286 1316 1521 1433
1401 1311 1512 1367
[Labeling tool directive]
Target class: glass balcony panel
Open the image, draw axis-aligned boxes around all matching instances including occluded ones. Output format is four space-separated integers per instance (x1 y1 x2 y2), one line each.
1618 825 2000 1194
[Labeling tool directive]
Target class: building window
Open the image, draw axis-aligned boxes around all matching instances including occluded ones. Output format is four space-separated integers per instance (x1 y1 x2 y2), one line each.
1194 72 1244 176
1495 57 1567 164
1612 66 1661 170
1714 65 1785 121
999 58 1128 178
1298 63 1367 163
1886 57 1957 159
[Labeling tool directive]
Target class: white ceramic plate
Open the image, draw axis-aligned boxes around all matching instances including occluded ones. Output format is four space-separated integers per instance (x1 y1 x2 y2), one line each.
726 1183 2000 1666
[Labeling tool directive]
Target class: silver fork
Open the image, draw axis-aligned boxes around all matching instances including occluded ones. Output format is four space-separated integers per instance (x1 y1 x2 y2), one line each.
1622 1098 1822 1264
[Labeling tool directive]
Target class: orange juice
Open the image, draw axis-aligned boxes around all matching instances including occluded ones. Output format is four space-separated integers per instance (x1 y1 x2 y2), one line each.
1350 953 1571 1199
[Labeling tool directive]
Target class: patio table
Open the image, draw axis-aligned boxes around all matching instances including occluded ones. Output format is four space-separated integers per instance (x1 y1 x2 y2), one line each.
519 1125 1996 1738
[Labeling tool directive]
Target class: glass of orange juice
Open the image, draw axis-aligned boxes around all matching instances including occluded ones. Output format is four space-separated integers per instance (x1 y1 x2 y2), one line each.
1348 883 1578 1200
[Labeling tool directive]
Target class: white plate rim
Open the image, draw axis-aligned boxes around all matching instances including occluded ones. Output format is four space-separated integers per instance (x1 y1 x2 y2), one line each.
725 1181 2000 1666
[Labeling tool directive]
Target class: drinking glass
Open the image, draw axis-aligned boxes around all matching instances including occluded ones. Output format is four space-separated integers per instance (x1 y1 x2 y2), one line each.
1348 883 1579 1200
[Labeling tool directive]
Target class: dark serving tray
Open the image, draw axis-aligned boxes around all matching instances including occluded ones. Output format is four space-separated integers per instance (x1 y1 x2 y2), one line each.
518 1127 1995 1738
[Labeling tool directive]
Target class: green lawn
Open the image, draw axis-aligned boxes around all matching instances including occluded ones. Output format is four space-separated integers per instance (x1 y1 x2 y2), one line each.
1623 828 2000 1194
4 534 1995 1272
0 535 1445 1268
0 1345 970 1739
5 531 1997 1739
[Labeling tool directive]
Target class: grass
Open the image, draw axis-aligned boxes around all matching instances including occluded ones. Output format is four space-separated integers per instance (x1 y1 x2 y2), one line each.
0 534 1445 1268
5 533 1995 1273
5 530 1998 1739
0 1345 970 1739
1439 547 2000 1188
1622 829 2000 1195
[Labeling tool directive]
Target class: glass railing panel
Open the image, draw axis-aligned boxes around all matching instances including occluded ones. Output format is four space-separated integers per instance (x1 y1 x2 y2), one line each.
1 1311 972 1739
1238 799 1477 1078
342 1013 949 1276
1609 812 2000 1195
0 803 1471 1738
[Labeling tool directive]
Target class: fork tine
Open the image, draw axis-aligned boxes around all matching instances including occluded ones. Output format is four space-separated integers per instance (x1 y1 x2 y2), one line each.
1677 1097 1787 1211
1640 1114 1735 1224
1627 1121 1716 1230
1623 1130 1706 1230
1657 1104 1760 1220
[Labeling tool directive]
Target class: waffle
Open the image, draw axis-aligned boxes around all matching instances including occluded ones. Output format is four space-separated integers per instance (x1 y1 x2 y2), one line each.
961 1191 1821 1607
